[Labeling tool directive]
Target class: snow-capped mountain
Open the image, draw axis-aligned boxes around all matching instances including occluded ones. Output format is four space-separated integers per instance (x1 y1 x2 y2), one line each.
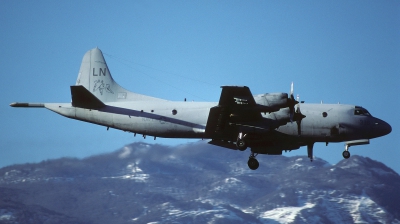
0 141 399 224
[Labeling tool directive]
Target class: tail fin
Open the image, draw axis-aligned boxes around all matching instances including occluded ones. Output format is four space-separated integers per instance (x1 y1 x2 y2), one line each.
75 48 164 102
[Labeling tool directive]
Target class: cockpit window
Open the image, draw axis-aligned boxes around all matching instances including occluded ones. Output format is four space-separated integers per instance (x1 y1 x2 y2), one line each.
354 106 371 116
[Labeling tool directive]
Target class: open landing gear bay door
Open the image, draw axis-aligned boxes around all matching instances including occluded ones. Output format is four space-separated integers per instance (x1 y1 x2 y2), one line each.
205 86 276 140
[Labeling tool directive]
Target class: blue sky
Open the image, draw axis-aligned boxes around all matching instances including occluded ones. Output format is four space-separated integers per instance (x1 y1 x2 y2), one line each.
1 1 399 173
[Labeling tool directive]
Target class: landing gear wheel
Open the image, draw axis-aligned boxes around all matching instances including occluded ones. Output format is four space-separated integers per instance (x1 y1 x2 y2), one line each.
248 158 259 170
342 150 351 159
236 139 247 151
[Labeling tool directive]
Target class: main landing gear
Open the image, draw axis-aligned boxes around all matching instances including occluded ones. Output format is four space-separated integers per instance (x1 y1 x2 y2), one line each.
248 152 259 170
236 132 247 151
236 132 259 170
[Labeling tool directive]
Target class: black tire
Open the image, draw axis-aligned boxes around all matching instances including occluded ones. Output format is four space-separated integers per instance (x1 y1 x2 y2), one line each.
342 150 351 159
236 139 247 151
248 158 259 170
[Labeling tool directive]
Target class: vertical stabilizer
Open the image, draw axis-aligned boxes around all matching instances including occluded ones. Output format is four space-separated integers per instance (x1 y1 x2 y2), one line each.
75 48 164 102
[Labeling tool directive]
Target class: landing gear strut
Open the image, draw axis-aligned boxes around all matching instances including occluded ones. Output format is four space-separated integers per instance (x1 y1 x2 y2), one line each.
307 143 314 162
248 152 259 170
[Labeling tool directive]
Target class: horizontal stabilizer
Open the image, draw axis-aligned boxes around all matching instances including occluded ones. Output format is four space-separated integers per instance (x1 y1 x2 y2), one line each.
71 85 105 109
10 103 44 108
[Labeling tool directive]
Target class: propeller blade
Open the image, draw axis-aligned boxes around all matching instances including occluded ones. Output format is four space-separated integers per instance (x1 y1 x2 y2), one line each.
290 82 294 98
289 82 297 122
296 94 301 134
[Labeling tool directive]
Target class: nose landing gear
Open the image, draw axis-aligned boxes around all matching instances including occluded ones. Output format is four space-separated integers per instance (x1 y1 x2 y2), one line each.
342 150 351 159
342 139 369 159
342 144 351 159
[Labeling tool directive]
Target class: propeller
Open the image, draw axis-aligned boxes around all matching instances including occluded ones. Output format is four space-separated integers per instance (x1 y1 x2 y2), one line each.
288 83 306 135
295 94 305 135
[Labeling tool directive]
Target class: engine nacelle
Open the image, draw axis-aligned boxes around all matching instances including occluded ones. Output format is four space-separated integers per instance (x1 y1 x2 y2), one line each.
254 93 289 111
262 107 291 127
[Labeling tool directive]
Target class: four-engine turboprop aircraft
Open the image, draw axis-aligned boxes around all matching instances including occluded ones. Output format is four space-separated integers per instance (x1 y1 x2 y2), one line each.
10 48 392 170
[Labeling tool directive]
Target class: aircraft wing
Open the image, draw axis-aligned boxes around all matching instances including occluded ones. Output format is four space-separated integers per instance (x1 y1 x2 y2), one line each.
205 86 275 139
217 86 280 112
218 86 257 107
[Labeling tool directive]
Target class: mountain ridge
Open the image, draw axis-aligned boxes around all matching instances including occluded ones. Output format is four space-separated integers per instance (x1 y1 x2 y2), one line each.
0 142 399 223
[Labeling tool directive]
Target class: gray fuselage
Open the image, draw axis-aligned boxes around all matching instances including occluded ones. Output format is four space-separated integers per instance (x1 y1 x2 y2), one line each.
44 101 390 144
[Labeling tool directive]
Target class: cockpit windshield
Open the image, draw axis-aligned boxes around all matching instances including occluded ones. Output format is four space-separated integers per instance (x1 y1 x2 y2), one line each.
354 106 371 116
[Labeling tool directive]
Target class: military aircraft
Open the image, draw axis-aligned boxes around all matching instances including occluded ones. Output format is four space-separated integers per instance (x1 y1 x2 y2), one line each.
10 48 392 170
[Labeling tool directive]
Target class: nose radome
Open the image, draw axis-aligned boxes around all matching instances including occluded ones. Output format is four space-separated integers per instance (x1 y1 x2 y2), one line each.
383 121 392 135
375 119 392 137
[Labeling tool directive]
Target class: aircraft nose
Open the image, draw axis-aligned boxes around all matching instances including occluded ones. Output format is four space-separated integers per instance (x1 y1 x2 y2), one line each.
373 118 392 137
